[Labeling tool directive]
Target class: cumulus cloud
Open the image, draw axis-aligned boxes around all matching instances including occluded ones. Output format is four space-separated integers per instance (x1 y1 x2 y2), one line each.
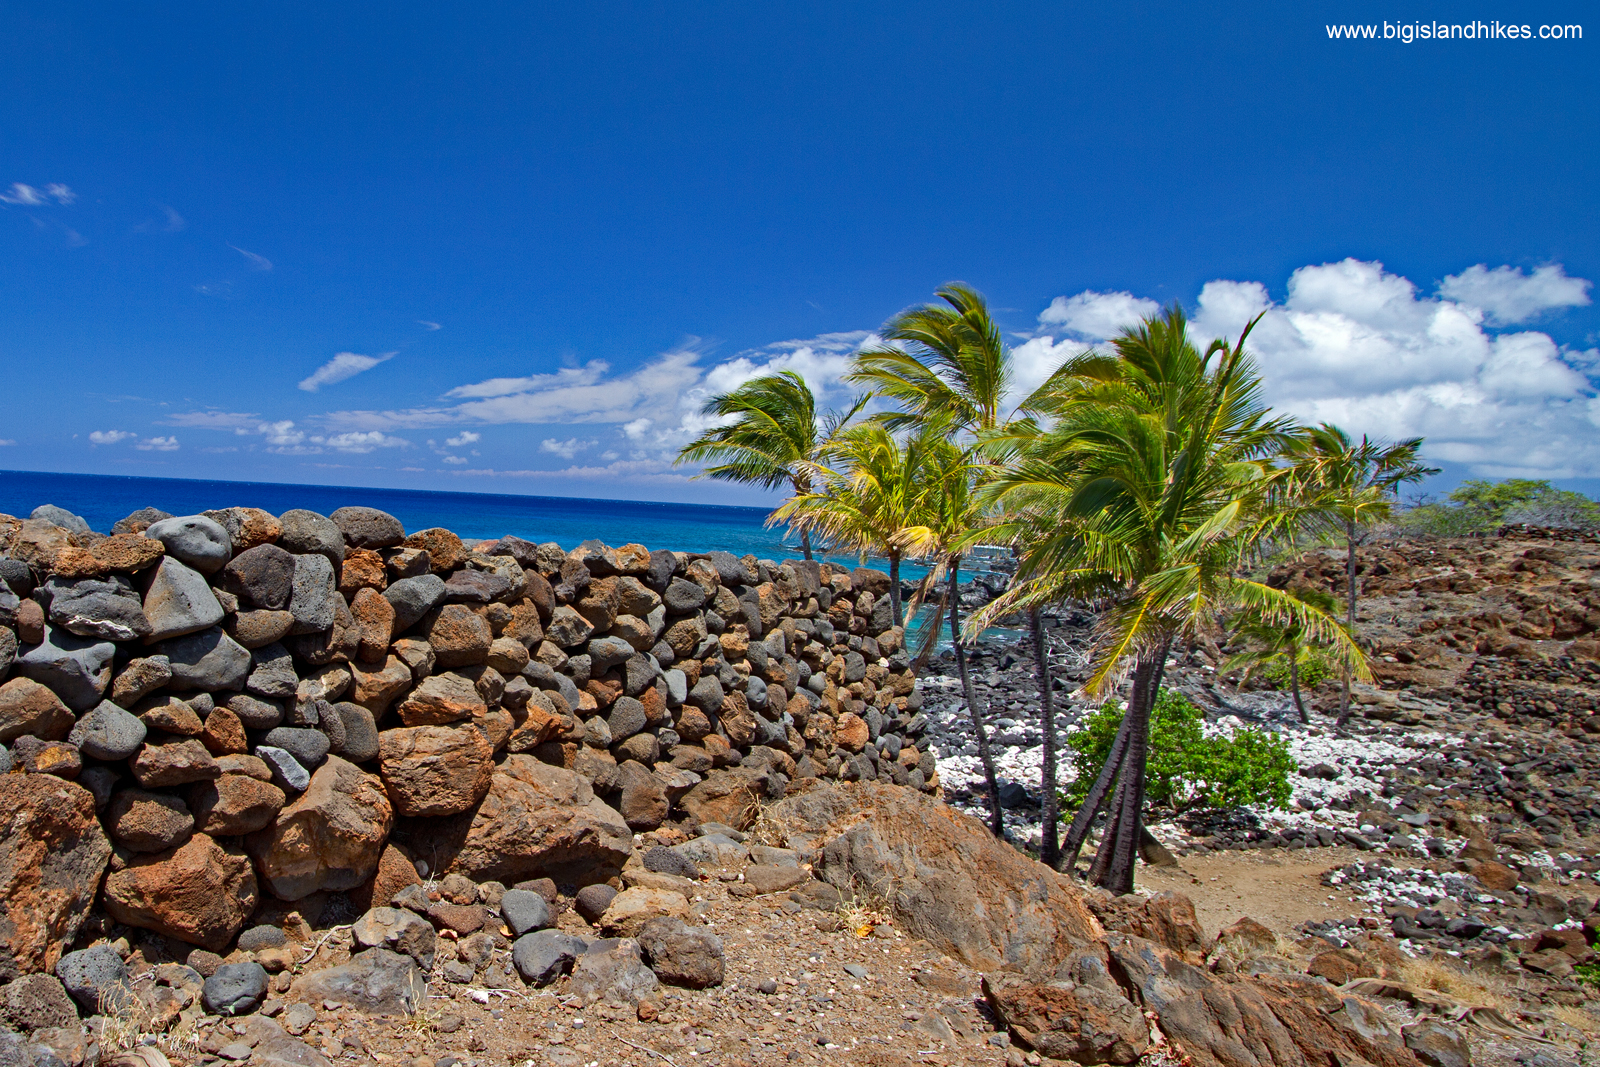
230 244 273 271
1171 258 1598 478
1438 263 1591 325
540 437 597 459
89 430 135 445
298 351 396 393
444 431 481 447
0 182 74 206
135 436 179 452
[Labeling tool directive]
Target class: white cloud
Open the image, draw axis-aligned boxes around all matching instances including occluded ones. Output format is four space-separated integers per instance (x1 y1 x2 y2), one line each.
230 244 273 271
1438 264 1591 325
318 431 408 453
165 410 261 430
135 436 179 452
298 351 396 392
418 321 442 331
0 439 14 446
1170 258 1599 478
444 431 481 447
442 455 468 465
89 430 135 445
540 437 597 459
259 420 305 447
0 182 74 206
1037 291 1161 339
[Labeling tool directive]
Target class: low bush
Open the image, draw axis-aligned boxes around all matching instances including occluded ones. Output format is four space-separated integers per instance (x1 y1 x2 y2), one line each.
1065 689 1295 814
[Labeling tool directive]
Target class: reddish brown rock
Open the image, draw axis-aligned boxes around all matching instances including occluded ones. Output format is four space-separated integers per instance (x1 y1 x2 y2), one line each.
199 706 249 756
983 965 1150 1065
833 712 869 753
0 678 75 743
350 844 421 912
338 548 388 597
105 790 194 853
506 696 565 753
395 671 485 726
0 776 111 978
130 739 220 788
102 833 258 951
246 756 393 900
187 775 286 836
7 520 78 571
227 609 295 650
50 533 166 578
617 760 669 831
421 755 631 886
349 588 395 663
349 655 413 715
403 528 467 572
426 605 492 669
1473 860 1519 891
427 902 488 935
501 599 544 648
719 690 756 748
638 685 668 726
135 695 205 737
674 705 712 742
12 738 82 779
377 725 494 817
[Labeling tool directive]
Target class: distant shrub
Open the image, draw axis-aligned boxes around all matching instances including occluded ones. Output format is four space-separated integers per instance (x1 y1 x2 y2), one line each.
1399 478 1599 535
1066 689 1295 814
1261 650 1333 691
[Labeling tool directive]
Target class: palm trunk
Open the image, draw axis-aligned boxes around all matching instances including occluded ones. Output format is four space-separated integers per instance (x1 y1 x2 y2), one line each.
1030 607 1061 868
1289 653 1307 723
1060 711 1132 871
800 528 813 562
888 551 903 629
1087 641 1170 894
1335 521 1357 728
949 557 1003 838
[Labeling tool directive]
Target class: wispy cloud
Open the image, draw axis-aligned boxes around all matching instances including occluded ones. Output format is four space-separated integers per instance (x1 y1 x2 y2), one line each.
256 421 409 455
418 320 442 331
0 439 16 446
135 205 186 234
135 436 180 452
539 437 597 459
0 182 75 206
229 244 273 271
164 410 261 430
90 430 179 451
298 351 397 392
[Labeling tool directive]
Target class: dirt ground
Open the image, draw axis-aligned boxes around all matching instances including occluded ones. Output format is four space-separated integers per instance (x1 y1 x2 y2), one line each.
1137 847 1381 936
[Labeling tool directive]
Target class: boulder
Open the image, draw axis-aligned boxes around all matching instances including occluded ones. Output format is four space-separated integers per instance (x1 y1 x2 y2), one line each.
637 916 725 988
142 515 232 574
0 973 78 1033
771 780 1100 975
348 656 413 716
247 756 393 901
678 764 774 829
202 507 282 551
201 960 269 1016
421 755 631 886
287 554 338 635
426 605 492 668
377 725 494 817
131 739 220 788
28 506 89 536
329 702 380 762
102 833 259 951
983 958 1150 1065
223 544 297 610
349 588 395 662
276 510 344 564
617 761 669 831
350 844 421 912
67 700 147 761
567 938 658 1007
161 627 251 692
350 907 437 969
48 584 151 642
290 949 426 1015
105 790 194 853
403 528 467 571
499 889 552 936
383 575 446 633
512 929 588 986
50 533 166 580
16 625 115 711
394 671 485 726
597 887 690 938
0 777 110 978
54 944 129 1013
247 644 299 699
331 507 405 549
128 557 224 644
228 609 295 650
263 726 330 770
188 775 286 836
1402 1020 1470 1067
258 746 311 794
0 679 73 743
109 655 172 707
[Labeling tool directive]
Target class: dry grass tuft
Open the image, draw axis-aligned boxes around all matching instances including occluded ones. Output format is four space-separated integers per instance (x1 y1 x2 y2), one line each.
1397 957 1514 1011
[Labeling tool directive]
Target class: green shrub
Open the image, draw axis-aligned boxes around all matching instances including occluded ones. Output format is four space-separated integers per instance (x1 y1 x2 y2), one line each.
1398 478 1600 535
1577 962 1600 989
1065 689 1295 814
1261 650 1333 691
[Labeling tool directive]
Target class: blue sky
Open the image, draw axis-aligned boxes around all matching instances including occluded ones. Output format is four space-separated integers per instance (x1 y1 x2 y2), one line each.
1 2 1595 504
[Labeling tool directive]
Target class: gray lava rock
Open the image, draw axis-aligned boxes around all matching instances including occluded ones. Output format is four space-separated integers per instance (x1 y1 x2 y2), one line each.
662 578 706 613
247 644 299 700
573 883 617 924
30 506 91 536
587 636 633 671
276 510 344 564
143 515 232 574
704 551 755 586
68 700 147 761
48 587 150 642
608 697 647 743
237 926 288 953
498 890 552 936
287 555 337 635
55 945 130 1012
351 907 437 969
686 675 724 715
112 506 173 534
330 507 405 549
223 544 297 610
292 949 426 1015
664 669 687 706
384 575 446 633
642 845 701 881
512 929 589 986
442 570 508 604
226 694 284 730
568 937 659 1006
329 703 379 762
638 916 725 988
263 727 330 769
141 556 226 642
0 973 78 1032
161 627 251 692
17 626 116 711
201 961 268 1016
256 745 310 793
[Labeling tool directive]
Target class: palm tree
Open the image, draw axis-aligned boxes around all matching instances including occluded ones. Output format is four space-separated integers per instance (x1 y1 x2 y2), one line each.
770 422 927 627
976 307 1369 893
1282 425 1437 726
675 371 864 560
1223 586 1342 723
848 283 1062 848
